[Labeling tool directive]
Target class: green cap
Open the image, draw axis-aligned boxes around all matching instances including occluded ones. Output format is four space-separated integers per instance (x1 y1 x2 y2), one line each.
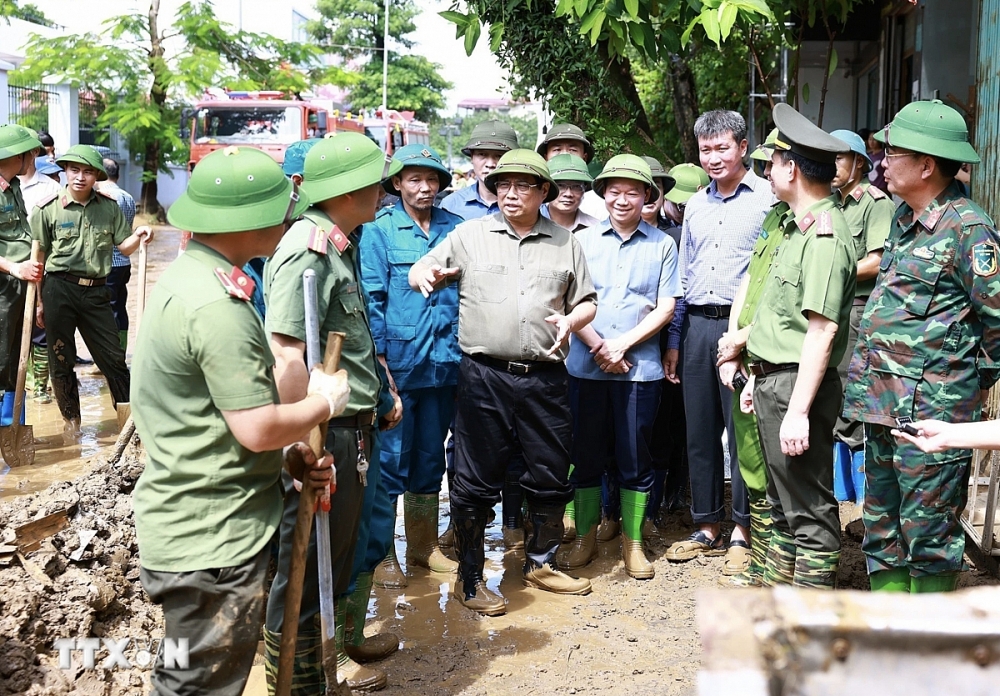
874 99 980 163
301 132 402 203
772 103 849 164
665 163 709 204
547 154 593 184
750 128 780 161
167 146 310 234
383 143 452 195
0 124 44 160
56 144 108 181
592 154 659 202
461 119 519 156
537 124 595 162
484 148 559 203
641 156 676 197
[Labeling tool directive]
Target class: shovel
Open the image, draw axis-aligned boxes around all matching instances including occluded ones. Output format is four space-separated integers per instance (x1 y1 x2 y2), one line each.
117 237 148 430
1 241 41 467
276 267 349 696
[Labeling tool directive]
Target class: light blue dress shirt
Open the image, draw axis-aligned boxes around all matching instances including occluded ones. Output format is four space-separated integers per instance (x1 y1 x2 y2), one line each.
439 183 500 220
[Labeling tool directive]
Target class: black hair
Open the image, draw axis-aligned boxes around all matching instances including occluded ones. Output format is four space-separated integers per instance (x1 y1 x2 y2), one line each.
857 128 874 142
37 132 54 148
778 150 836 185
931 156 962 179
103 158 120 180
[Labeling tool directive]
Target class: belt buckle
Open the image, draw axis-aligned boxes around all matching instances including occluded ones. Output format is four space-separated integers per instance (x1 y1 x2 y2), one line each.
507 361 530 375
80 277 94 287
703 305 720 318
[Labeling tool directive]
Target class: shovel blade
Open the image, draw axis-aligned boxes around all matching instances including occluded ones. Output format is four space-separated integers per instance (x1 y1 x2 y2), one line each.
0 424 35 468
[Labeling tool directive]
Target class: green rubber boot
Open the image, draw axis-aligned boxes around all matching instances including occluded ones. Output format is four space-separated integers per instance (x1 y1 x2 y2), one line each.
762 526 796 587
30 345 51 402
911 573 959 593
870 567 911 592
720 496 772 588
118 330 128 352
344 571 399 663
336 596 387 691
403 492 458 573
792 548 840 589
556 486 601 569
621 489 654 579
263 626 324 696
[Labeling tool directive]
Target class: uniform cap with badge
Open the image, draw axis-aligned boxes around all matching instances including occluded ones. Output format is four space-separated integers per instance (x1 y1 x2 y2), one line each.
546 154 593 185
55 144 109 181
382 143 452 195
664 163 709 204
640 156 676 197
168 146 310 234
592 154 660 202
830 129 874 169
536 124 595 163
461 119 519 157
750 128 780 162
300 132 402 203
874 99 980 163
0 124 43 161
771 103 850 165
483 148 560 203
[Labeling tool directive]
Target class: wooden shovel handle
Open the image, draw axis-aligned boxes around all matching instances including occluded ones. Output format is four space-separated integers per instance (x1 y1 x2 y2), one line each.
307 332 345 456
12 242 41 417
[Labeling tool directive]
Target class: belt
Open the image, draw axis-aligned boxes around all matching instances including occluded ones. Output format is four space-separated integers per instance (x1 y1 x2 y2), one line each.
853 296 869 307
49 271 107 287
328 411 376 428
688 304 731 318
467 353 563 375
748 361 798 377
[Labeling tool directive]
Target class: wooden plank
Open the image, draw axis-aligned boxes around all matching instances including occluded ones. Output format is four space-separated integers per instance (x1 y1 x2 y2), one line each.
14 508 72 554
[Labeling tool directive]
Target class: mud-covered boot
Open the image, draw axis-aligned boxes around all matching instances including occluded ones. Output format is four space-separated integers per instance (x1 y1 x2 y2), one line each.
762 525 796 587
336 597 386 691
720 496 772 588
263 626 325 696
452 505 506 615
344 571 399 664
523 503 592 595
911 572 959 593
557 486 600 570
502 467 527 548
870 567 910 592
621 489 654 580
404 492 458 573
373 545 407 589
792 548 840 589
563 464 577 541
596 516 620 542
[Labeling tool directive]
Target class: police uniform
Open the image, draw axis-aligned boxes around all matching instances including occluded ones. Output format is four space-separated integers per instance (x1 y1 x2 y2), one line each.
132 146 312 696
29 146 132 423
842 100 1000 593
746 104 856 589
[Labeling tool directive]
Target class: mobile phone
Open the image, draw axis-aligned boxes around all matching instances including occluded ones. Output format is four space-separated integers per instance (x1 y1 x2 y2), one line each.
732 371 748 393
895 416 920 436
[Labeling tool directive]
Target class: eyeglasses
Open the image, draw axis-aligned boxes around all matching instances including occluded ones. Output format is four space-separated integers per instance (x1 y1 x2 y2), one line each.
557 183 586 194
884 147 918 160
496 180 541 195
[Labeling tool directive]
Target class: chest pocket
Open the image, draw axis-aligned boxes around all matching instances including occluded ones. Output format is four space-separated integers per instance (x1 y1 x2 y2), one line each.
387 249 422 289
892 256 943 317
535 269 569 311
0 207 24 240
336 289 368 347
94 227 113 251
471 263 507 304
54 220 79 243
766 262 801 314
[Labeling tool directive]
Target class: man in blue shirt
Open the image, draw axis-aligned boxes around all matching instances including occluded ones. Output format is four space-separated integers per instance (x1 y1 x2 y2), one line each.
562 155 682 579
440 120 518 220
360 145 464 588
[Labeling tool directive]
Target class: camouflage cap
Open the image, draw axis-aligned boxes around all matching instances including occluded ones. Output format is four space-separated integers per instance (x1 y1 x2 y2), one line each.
484 148 559 203
592 154 659 202
56 144 108 181
461 119 519 156
874 99 980 163
664 163 709 204
537 124 595 162
0 124 43 161
750 128 780 161
168 146 310 234
547 154 593 184
383 143 452 195
641 156 676 197
301 132 402 203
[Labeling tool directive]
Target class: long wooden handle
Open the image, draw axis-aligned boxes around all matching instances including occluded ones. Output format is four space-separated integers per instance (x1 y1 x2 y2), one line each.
11 242 41 419
136 239 148 333
307 332 345 456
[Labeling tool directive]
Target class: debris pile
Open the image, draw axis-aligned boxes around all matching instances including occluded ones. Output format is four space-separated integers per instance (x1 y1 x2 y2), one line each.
0 447 158 696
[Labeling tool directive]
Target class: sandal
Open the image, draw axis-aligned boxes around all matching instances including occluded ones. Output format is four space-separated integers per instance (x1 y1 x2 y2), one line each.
722 539 751 576
665 530 726 561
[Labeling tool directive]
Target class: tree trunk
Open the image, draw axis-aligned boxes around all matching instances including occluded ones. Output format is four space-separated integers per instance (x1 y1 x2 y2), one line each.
139 0 167 219
667 52 699 163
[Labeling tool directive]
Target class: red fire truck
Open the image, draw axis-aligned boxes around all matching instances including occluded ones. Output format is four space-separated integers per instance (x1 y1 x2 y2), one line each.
362 108 430 155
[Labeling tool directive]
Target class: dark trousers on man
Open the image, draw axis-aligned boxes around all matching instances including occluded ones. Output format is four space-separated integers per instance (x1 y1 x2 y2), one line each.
0 274 26 392
140 545 270 696
107 263 132 333
650 378 688 513
681 311 749 529
42 275 130 421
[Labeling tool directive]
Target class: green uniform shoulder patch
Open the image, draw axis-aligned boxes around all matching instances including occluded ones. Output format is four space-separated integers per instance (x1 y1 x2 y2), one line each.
973 241 999 277
34 192 58 209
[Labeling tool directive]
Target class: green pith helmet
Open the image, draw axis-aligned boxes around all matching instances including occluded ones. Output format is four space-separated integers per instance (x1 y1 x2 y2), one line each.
0 124 43 161
461 119 519 157
56 144 108 181
301 132 402 203
167 146 310 234
665 163 710 204
751 128 780 161
383 143 452 195
483 148 559 203
874 99 980 163
537 123 595 163
547 154 593 184
592 154 659 202
641 156 676 197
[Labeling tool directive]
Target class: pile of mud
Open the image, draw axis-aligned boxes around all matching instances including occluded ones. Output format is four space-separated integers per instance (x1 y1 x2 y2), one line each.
0 447 157 696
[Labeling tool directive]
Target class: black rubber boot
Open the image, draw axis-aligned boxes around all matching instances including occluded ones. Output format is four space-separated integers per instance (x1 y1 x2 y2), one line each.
451 505 505 615
523 504 592 595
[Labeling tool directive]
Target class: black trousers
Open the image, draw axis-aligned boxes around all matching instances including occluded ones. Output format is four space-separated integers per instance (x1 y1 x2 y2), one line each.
107 264 132 331
42 275 130 420
140 545 270 696
680 312 749 528
451 355 573 509
0 273 26 391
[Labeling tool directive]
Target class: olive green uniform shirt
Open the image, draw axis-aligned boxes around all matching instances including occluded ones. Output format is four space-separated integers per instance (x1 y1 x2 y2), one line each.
265 209 380 415
0 176 31 264
836 181 895 297
132 241 282 572
747 197 857 366
737 201 792 332
30 187 130 278
420 212 597 362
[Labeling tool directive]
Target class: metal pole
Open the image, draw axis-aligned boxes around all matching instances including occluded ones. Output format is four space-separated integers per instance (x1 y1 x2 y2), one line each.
446 127 453 170
381 0 390 109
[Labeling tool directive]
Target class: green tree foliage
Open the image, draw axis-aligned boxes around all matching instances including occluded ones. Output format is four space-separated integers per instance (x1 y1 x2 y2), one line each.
309 0 451 121
0 0 54 27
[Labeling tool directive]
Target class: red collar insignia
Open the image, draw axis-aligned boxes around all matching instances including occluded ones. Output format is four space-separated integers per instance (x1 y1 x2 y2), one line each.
214 266 255 301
